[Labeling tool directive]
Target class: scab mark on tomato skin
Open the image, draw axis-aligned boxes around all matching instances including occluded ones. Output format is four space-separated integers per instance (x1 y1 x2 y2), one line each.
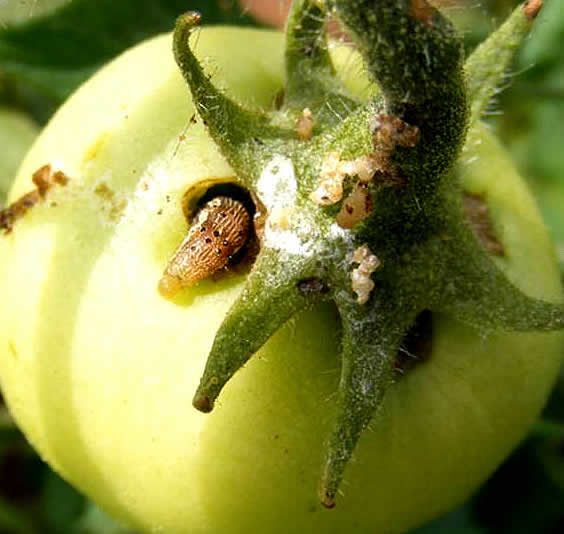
158 196 251 299
0 164 70 234
462 192 504 256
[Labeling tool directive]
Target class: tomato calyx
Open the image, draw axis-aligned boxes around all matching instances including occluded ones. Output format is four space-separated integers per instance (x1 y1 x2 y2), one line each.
166 0 563 507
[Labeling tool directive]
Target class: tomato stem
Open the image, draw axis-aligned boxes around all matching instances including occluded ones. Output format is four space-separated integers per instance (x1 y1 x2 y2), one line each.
170 0 564 508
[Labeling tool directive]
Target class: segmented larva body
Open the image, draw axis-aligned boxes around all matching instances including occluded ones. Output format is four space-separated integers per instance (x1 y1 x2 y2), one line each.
158 196 250 298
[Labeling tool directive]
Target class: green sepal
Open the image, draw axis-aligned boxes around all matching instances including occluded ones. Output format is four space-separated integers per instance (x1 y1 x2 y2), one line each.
465 1 543 125
320 287 418 507
437 217 564 332
192 248 323 412
173 12 294 180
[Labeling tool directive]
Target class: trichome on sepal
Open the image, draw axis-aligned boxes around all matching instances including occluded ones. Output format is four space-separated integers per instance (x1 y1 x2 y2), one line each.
163 0 564 507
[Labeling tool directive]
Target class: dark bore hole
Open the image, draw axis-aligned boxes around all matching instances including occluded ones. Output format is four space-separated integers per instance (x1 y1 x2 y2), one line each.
297 278 329 296
394 310 433 376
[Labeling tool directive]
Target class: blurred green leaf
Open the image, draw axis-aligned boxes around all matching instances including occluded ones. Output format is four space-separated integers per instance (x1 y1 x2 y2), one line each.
0 495 37 534
0 0 71 26
40 470 85 533
0 0 255 114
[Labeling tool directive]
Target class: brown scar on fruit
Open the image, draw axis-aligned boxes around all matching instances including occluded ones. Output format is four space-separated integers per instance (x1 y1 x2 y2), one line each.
296 108 314 141
409 0 435 26
159 196 251 299
463 192 504 256
1 164 70 234
94 182 127 221
523 0 543 20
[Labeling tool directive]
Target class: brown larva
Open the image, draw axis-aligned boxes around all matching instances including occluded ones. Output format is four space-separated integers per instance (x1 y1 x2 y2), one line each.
158 196 251 298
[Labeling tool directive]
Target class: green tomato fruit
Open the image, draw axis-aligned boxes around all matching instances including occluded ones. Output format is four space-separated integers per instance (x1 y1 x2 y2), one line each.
0 21 562 534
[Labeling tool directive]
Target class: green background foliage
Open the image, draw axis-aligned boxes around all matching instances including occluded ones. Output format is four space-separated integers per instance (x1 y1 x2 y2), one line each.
0 0 563 532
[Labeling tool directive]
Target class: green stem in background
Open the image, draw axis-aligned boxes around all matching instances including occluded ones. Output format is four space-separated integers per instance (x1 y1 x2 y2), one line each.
465 0 544 125
284 0 332 99
169 0 564 507
284 0 359 125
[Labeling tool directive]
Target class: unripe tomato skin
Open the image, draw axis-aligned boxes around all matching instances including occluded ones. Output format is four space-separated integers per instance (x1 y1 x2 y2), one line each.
0 27 562 534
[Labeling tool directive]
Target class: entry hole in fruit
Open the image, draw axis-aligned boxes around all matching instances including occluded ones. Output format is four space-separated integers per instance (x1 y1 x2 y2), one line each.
297 278 329 296
394 310 433 376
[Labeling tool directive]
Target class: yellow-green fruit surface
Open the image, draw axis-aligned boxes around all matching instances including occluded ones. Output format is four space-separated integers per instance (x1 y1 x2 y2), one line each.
0 27 562 534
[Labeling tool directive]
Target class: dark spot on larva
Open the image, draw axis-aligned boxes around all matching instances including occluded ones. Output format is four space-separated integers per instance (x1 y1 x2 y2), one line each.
216 249 222 256
213 230 221 237
220 212 226 218
200 226 206 232
205 237 212 244
223 240 229 246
